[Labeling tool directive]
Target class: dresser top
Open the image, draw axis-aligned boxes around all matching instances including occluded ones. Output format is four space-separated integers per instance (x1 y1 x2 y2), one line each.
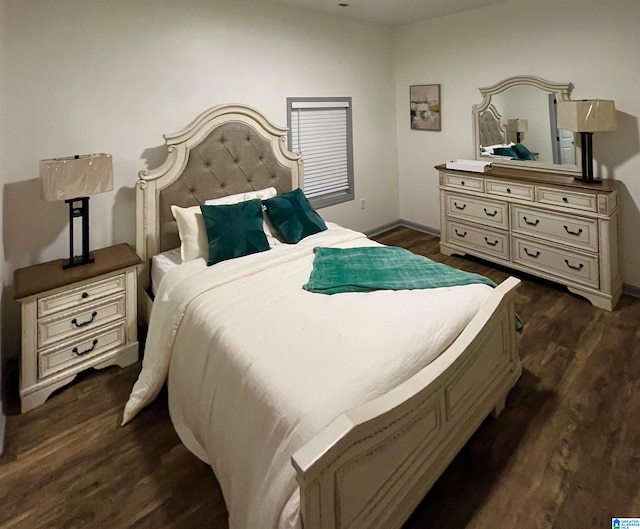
14 243 141 300
436 164 618 193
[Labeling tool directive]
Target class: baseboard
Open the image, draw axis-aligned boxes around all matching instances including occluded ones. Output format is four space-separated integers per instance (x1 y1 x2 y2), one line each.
364 219 440 238
623 283 640 299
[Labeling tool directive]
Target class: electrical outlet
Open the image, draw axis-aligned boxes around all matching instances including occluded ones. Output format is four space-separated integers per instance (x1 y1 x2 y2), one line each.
360 198 366 210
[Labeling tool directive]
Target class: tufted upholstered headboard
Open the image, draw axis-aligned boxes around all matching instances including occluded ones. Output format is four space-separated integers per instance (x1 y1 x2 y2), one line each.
136 104 302 315
478 104 506 148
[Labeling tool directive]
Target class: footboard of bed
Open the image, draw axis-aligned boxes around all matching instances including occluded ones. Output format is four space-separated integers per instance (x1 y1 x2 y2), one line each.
292 277 521 529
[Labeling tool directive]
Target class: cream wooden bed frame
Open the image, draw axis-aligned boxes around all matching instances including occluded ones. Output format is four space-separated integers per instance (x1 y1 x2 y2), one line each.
136 103 522 529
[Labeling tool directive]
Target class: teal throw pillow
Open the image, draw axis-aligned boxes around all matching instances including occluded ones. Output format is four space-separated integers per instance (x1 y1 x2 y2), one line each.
263 188 327 244
200 199 270 266
512 143 536 161
492 146 519 159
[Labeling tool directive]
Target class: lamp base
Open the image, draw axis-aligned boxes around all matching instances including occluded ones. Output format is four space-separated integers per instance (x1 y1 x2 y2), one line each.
63 253 95 269
64 197 94 270
573 177 603 185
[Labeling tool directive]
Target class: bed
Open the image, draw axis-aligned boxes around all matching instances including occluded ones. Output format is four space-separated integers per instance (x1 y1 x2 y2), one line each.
125 103 522 529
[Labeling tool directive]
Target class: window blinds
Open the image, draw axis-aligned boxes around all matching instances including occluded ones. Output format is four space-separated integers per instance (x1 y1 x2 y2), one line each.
289 99 352 205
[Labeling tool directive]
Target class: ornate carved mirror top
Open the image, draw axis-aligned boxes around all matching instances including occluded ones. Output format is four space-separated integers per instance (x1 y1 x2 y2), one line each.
473 75 580 175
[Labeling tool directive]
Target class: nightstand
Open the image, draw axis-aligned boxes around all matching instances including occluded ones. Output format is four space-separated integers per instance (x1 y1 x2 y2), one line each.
14 243 141 413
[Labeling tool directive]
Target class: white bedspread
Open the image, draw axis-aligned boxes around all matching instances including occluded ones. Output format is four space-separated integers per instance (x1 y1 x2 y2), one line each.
123 224 493 529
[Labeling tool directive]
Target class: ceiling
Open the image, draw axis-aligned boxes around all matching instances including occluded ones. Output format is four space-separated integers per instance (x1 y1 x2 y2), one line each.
260 0 510 27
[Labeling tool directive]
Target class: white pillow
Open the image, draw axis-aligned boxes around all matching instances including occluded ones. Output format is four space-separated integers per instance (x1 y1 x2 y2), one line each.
172 187 280 263
481 142 515 154
203 186 277 205
171 205 208 262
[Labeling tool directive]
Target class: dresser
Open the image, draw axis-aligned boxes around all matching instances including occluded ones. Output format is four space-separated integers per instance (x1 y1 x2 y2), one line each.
437 164 621 311
14 244 141 412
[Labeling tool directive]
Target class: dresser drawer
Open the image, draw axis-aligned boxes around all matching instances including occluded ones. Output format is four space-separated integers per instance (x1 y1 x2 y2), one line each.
38 322 127 379
37 274 126 318
511 205 599 252
447 221 510 261
486 179 535 201
537 187 597 212
441 173 485 192
37 294 126 349
444 192 508 229
512 236 599 288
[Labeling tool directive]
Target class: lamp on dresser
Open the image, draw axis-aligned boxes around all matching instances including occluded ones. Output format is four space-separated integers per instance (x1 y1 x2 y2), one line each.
556 99 617 183
40 153 113 269
510 118 528 143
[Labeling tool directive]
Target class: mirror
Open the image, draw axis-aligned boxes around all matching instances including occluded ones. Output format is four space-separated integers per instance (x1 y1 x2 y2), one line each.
473 76 580 175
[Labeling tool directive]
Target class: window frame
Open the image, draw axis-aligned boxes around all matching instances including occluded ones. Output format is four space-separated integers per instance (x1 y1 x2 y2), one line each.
286 96 354 209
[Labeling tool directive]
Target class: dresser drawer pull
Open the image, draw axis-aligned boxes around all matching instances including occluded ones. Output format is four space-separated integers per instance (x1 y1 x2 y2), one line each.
71 311 98 328
564 259 584 271
506 188 511 193
73 339 98 356
564 225 583 236
460 181 465 186
453 202 466 210
484 237 499 247
81 292 89 299
562 197 569 203
483 208 498 217
523 216 540 227
454 229 467 238
524 248 540 258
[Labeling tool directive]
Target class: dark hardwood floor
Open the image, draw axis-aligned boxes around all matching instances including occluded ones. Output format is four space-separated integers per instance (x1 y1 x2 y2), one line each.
1 226 639 529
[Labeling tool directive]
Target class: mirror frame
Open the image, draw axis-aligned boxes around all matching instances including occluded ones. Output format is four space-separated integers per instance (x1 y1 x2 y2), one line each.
472 75 580 175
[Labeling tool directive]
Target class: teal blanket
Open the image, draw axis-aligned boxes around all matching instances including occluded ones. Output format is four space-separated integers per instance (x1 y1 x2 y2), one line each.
303 246 496 294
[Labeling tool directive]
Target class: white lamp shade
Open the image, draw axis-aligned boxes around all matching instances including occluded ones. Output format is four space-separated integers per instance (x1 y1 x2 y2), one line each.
557 100 617 133
40 153 113 202
507 118 528 133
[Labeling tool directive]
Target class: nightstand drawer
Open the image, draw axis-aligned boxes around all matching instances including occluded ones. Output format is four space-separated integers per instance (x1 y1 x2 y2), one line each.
511 205 598 252
537 187 597 212
38 322 127 379
444 192 508 229
38 274 126 317
447 221 510 260
512 236 599 288
37 294 126 349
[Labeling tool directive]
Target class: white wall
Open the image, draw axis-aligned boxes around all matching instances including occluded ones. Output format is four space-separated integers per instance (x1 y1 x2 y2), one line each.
1 0 398 364
394 0 640 287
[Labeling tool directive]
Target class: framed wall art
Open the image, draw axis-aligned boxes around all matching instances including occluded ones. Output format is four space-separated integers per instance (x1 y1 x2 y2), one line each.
410 84 441 131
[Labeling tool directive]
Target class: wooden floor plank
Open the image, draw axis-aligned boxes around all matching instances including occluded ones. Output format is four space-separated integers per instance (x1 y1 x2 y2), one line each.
1 226 639 528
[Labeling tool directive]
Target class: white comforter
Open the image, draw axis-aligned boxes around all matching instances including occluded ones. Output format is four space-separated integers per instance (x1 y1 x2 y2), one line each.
123 224 493 529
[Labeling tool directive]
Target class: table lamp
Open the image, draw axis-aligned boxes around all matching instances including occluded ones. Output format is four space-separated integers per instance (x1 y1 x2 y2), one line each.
556 100 617 182
40 153 113 268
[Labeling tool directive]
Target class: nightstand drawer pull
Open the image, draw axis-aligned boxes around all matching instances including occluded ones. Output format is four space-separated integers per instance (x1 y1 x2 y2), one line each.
524 248 540 258
454 202 466 210
564 259 584 271
484 237 499 247
71 311 97 328
484 208 498 217
454 229 467 237
523 216 540 227
73 339 98 356
564 225 583 236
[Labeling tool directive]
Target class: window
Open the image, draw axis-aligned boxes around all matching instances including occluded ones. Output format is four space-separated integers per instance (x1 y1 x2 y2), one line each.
287 97 354 209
